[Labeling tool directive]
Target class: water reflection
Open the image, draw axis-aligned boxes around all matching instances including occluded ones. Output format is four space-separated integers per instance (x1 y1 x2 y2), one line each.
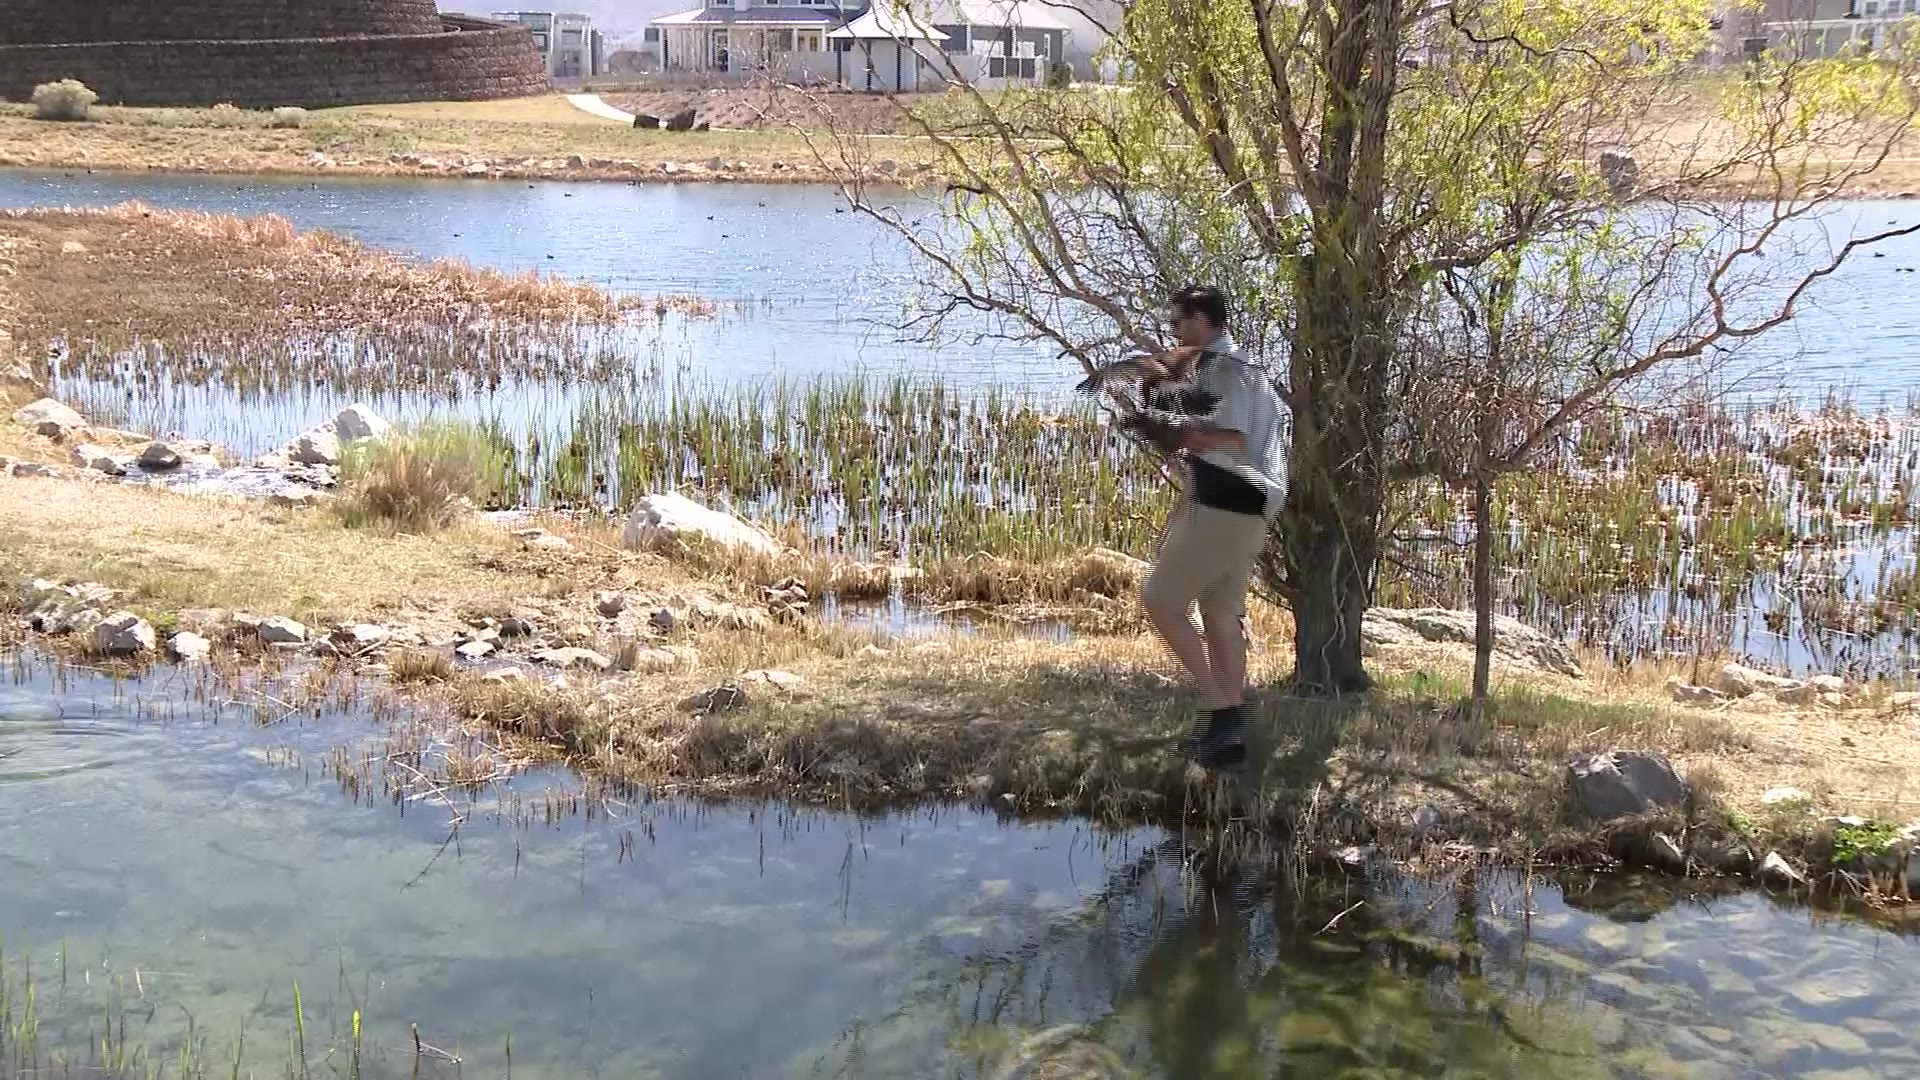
3 656 1917 1079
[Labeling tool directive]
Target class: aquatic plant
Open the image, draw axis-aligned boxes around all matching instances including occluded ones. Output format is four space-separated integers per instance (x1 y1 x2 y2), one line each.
336 419 517 532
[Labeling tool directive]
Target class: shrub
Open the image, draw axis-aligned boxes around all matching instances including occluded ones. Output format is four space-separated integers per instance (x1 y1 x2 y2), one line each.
336 419 513 533
269 106 308 129
208 102 246 127
31 79 97 122
1045 61 1074 91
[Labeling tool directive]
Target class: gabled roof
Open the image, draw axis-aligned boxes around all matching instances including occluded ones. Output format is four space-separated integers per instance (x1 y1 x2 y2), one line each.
827 4 943 39
926 0 1073 31
653 5 848 26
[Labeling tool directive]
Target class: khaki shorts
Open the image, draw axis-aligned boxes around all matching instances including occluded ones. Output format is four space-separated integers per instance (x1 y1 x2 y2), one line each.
1142 500 1269 626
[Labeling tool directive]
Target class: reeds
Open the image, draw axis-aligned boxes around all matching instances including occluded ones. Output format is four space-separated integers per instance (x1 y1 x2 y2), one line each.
336 419 517 531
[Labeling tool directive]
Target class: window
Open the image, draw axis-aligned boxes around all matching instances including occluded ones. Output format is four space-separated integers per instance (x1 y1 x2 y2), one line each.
796 29 823 51
562 28 583 42
644 27 660 42
937 24 968 52
1863 1 1880 13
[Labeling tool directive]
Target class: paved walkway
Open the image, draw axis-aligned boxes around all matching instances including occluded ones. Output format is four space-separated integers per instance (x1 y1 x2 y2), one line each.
563 93 635 125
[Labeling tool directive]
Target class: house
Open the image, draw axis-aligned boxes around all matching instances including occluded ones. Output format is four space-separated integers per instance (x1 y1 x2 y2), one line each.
1724 0 1919 60
648 0 1080 89
492 11 607 78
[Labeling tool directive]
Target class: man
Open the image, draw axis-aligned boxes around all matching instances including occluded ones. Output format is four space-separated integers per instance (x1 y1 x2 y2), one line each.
1120 286 1288 773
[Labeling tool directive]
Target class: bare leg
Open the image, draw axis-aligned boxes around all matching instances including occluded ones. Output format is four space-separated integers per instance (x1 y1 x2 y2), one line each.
1146 595 1234 710
1199 603 1246 707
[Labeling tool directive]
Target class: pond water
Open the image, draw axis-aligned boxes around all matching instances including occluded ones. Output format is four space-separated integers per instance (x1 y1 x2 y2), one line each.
2 170 1918 420
4 657 1917 1078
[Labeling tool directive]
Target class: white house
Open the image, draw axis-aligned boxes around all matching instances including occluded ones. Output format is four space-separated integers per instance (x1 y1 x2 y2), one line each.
648 0 1081 88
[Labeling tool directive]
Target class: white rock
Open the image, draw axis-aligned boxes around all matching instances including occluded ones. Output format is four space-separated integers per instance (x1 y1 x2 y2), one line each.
594 590 627 618
1669 680 1728 706
333 404 391 444
69 444 133 476
481 667 526 683
1760 851 1806 888
532 646 612 672
1567 750 1690 824
514 528 572 552
168 630 213 662
12 397 85 439
616 642 680 673
1760 787 1812 807
331 624 391 653
622 492 782 557
91 611 157 656
137 442 183 470
1364 607 1583 678
1648 832 1687 874
679 682 750 714
741 669 806 693
1719 663 1803 698
60 607 106 637
257 616 309 644
9 461 57 477
288 427 341 466
455 640 496 660
1808 674 1848 695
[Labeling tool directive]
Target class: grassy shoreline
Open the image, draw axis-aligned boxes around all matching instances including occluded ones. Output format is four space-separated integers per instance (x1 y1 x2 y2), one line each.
0 189 1915 906
3 94 1919 197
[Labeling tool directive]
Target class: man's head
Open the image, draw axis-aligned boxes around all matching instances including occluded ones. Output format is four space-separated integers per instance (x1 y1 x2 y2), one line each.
1168 285 1228 348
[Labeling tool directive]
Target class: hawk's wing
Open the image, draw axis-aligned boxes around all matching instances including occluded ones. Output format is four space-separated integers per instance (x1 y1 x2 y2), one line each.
1074 355 1167 396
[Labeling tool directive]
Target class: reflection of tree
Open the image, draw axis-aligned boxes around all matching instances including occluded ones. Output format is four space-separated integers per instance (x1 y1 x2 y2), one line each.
830 837 1633 1079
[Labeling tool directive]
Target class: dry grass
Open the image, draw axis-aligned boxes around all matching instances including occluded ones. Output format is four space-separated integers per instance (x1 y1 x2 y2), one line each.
1 446 1914 869
0 204 703 345
0 96 923 184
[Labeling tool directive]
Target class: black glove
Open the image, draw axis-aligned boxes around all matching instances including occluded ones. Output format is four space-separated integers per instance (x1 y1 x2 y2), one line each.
1119 409 1187 454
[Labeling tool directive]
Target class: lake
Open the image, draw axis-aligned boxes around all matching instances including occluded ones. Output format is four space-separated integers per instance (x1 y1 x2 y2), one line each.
3 657 1917 1078
2 170 1917 425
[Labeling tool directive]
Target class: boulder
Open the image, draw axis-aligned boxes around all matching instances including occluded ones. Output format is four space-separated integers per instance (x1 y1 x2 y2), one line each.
69 443 134 476
9 461 57 478
12 397 85 439
257 616 309 645
1760 786 1812 807
648 607 680 635
741 669 806 694
1808 674 1848 696
679 682 750 714
91 611 157 656
481 667 526 683
633 113 660 129
168 630 213 663
1670 680 1728 706
514 528 572 552
455 639 496 661
289 427 341 467
532 646 612 672
622 492 782 557
1364 608 1583 678
665 108 697 132
1598 150 1639 199
333 404 391 444
594 590 627 618
1719 663 1803 698
137 441 184 470
1567 750 1690 824
330 623 391 653
1760 851 1806 888
616 642 680 673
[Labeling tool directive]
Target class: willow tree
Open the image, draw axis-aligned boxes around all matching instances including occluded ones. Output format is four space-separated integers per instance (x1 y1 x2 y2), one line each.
811 1 1918 693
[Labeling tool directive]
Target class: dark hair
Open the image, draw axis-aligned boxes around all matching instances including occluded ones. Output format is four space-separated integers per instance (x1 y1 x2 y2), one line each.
1169 285 1228 330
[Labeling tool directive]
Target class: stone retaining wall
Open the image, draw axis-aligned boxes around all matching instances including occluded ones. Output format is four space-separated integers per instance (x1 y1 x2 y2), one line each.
0 17 551 109
0 0 442 45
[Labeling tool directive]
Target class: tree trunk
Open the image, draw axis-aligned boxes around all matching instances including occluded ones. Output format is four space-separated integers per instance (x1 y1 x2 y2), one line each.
1286 505 1378 694
1471 465 1494 706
